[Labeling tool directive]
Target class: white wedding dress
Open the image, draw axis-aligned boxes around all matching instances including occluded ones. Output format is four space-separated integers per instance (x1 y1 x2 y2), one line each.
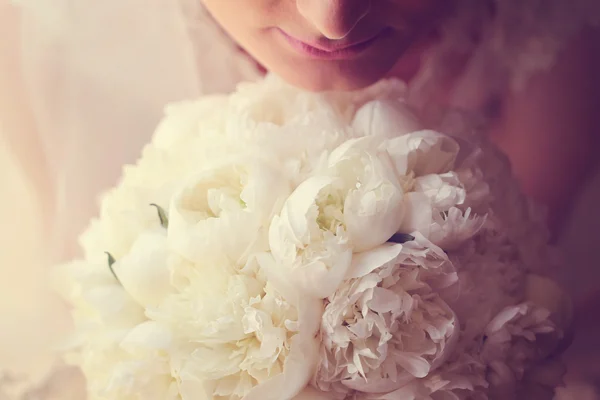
0 0 599 398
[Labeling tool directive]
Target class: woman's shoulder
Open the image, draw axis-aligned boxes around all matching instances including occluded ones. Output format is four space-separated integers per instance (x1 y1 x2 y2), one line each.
409 0 600 120
490 0 600 89
489 27 600 224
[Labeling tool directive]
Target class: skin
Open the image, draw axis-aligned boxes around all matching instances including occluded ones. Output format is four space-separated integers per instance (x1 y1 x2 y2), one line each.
204 0 600 332
0 0 599 386
203 0 452 91
202 0 600 233
489 30 600 234
2 0 598 241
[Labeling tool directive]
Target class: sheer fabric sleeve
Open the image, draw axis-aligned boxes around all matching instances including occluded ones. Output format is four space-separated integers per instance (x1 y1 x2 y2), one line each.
0 3 75 397
0 1 259 397
0 0 264 396
6 0 260 261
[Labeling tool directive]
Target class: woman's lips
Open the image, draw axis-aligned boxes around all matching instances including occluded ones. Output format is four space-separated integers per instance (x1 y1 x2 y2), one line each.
277 28 390 60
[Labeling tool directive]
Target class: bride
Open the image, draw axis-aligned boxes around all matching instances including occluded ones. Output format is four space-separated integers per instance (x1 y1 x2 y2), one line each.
0 0 599 398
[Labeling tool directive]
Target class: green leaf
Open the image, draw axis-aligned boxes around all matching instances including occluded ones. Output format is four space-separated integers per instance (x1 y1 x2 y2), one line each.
150 203 169 229
105 252 120 284
387 233 415 244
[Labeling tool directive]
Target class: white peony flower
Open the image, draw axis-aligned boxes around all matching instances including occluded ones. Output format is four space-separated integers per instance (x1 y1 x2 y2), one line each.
60 76 570 400
112 228 172 308
56 261 174 400
352 99 423 140
386 130 460 177
264 175 353 300
168 160 290 265
381 131 486 248
103 322 179 400
315 242 459 397
476 274 571 400
429 208 486 250
155 276 321 400
413 173 466 211
481 299 564 398
399 177 485 249
230 74 340 127
266 137 405 299
371 354 489 400
327 137 406 252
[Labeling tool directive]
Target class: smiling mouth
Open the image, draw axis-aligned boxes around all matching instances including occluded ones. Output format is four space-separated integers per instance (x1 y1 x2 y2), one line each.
277 28 391 60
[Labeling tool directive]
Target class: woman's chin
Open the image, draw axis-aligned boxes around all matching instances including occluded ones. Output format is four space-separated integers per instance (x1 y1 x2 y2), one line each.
262 42 429 93
270 61 398 93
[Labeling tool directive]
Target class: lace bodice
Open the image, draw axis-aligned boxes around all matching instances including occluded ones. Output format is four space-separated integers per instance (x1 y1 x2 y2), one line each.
1 0 599 398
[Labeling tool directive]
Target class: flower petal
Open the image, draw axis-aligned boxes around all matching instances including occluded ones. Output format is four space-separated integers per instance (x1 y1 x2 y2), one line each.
346 244 403 279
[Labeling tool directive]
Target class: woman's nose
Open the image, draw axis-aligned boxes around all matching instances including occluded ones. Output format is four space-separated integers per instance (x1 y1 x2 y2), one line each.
296 0 372 40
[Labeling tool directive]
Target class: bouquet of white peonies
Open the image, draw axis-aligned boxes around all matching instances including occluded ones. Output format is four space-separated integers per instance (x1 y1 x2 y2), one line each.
57 76 572 400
